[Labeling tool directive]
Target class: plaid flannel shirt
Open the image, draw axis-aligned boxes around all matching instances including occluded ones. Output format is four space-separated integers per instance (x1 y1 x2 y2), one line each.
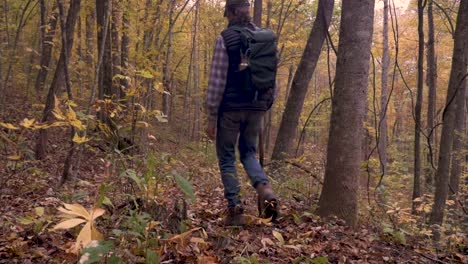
206 36 229 122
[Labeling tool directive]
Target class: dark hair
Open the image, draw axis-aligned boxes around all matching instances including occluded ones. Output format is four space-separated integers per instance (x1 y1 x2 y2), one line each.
227 5 251 24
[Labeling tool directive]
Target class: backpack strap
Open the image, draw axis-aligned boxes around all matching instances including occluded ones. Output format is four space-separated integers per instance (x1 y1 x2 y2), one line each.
221 27 241 50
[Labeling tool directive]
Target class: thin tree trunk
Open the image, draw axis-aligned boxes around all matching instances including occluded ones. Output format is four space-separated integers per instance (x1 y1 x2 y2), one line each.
120 0 130 98
85 1 95 67
379 0 389 178
57 0 76 183
266 0 272 28
111 0 121 97
191 1 200 141
271 0 334 160
449 86 466 198
426 0 437 187
163 0 176 117
317 0 375 227
96 0 114 125
34 3 58 93
35 0 81 160
430 0 468 231
253 0 262 27
412 0 425 214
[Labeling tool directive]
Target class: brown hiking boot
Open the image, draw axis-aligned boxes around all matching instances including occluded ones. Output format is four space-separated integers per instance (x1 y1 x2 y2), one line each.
224 205 245 226
256 182 279 221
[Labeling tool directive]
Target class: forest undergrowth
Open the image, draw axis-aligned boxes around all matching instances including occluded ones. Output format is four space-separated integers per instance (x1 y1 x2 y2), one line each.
0 93 466 264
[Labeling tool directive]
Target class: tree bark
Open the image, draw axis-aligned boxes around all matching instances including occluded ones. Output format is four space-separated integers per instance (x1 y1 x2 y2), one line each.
35 0 81 160
430 0 468 228
425 0 437 186
96 0 113 103
271 0 334 160
379 0 389 177
191 1 200 141
317 0 375 227
57 0 75 183
449 86 466 198
163 0 176 117
85 1 95 67
120 0 130 97
34 1 58 94
253 0 262 27
111 0 121 97
412 0 425 214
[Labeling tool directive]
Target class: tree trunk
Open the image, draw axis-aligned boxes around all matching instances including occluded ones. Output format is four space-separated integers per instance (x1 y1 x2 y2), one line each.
271 0 334 160
34 3 58 93
85 1 95 67
96 0 113 103
317 0 375 227
430 0 468 229
379 0 389 177
191 1 200 141
57 0 76 183
35 0 81 160
266 1 272 28
111 1 121 97
163 0 176 117
425 0 437 187
449 86 466 198
412 0 425 214
120 0 130 98
253 0 262 27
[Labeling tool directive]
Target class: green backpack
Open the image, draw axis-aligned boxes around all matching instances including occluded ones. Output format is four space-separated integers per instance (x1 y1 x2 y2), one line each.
231 26 278 93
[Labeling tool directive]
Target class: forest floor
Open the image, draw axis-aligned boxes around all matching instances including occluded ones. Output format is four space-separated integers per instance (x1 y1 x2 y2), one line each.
0 144 464 263
0 95 466 264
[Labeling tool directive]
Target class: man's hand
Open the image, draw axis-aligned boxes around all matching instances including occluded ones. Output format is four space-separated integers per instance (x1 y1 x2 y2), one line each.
206 120 216 140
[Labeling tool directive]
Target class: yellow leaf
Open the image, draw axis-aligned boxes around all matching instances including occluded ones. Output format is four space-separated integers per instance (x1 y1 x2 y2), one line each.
53 218 87 230
35 207 45 217
136 121 150 128
70 119 86 130
90 208 105 220
70 222 92 254
190 237 207 244
91 224 103 241
154 82 164 93
60 203 91 220
272 230 285 245
69 223 103 254
7 155 21 161
72 133 90 144
67 101 78 107
47 121 69 128
66 107 77 121
20 118 36 128
0 122 19 130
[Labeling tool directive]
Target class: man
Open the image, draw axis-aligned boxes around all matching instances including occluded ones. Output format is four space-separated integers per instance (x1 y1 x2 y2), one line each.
206 0 278 226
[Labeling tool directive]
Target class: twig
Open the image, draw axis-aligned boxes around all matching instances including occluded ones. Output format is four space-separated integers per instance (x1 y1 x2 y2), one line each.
295 97 331 157
265 160 323 185
433 1 455 37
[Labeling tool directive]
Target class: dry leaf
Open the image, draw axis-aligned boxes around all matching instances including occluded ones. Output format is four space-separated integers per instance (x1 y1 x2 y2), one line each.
272 230 285 246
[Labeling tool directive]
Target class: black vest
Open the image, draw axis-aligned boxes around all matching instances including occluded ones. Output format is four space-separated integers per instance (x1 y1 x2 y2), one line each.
220 22 271 112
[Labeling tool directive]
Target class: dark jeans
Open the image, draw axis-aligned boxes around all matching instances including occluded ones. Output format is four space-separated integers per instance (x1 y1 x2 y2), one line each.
216 110 269 208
